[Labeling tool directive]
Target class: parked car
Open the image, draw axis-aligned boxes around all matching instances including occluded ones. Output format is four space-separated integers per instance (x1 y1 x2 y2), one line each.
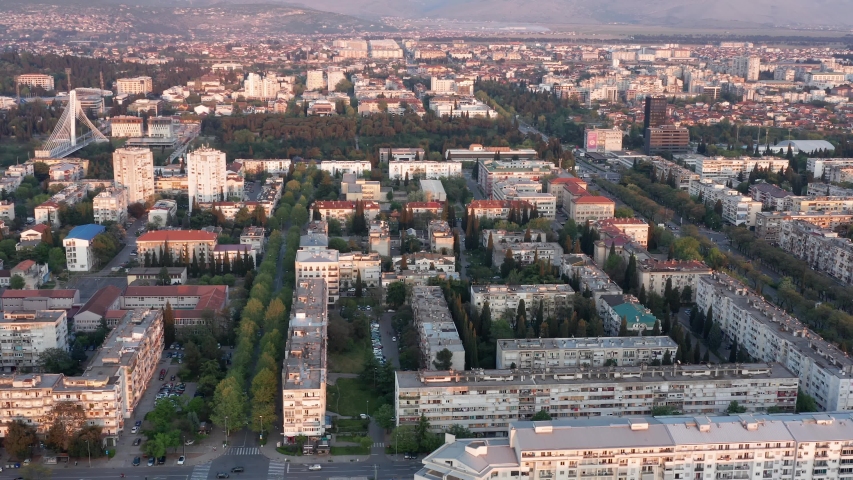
147 457 155 467
132 457 141 466
133 438 141 446
157 456 166 465
177 456 185 465
135 420 142 427
404 453 417 460
131 426 139 434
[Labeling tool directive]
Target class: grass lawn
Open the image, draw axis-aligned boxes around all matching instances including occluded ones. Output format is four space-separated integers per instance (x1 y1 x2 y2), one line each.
326 378 387 417
328 340 368 374
331 445 369 455
334 418 369 433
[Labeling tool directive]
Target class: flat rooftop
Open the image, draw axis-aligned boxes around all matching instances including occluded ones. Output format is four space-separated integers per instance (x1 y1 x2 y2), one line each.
471 284 574 295
84 309 161 377
497 336 678 352
283 280 327 391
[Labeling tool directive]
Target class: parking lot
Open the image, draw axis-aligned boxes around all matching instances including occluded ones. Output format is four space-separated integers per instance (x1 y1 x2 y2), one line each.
367 305 394 367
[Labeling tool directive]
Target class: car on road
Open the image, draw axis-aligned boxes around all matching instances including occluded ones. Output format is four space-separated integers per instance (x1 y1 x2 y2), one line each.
231 466 245 473
157 456 166 465
170 375 176 381
177 456 185 465
131 426 139 434
359 413 369 419
147 457 155 467
133 438 141 446
135 420 142 427
216 473 230 478
308 464 322 471
392 337 397 342
404 453 417 459
132 457 141 466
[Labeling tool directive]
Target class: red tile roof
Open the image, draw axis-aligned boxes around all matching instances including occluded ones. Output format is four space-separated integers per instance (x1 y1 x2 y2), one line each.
406 202 443 209
78 286 122 317
469 200 532 209
550 177 586 184
104 309 129 319
27 224 49 235
123 285 226 298
1 289 77 298
563 184 590 195
137 230 218 242
13 260 36 272
574 196 615 204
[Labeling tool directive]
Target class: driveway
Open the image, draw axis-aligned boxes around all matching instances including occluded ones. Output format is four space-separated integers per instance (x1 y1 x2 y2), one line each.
378 312 400 369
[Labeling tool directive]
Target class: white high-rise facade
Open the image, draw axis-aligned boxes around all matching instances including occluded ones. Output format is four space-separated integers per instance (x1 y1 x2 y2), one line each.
732 56 760 81
113 148 155 205
243 73 280 100
188 147 227 206
306 70 325 91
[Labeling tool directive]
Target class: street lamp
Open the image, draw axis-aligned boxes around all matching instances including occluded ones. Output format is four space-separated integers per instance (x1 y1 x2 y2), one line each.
366 400 369 417
183 435 186 457
225 416 228 447
259 415 264 443
85 439 91 467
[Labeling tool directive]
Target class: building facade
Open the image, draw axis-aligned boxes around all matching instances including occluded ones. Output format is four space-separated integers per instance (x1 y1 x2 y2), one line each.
496 336 679 369
412 286 465 371
63 224 106 272
113 148 155 205
188 148 228 205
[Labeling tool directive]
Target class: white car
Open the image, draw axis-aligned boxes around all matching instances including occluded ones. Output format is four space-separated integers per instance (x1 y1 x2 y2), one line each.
131 426 139 434
177 456 185 465
308 464 322 471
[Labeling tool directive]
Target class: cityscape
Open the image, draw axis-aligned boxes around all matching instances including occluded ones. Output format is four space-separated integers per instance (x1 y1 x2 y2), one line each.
0 1 852 479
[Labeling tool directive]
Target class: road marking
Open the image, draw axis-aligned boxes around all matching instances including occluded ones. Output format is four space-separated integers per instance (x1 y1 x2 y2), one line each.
227 446 260 455
190 463 211 480
373 442 385 447
268 461 286 479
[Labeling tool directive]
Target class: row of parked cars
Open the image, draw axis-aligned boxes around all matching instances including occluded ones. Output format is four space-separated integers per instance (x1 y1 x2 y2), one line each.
371 321 387 365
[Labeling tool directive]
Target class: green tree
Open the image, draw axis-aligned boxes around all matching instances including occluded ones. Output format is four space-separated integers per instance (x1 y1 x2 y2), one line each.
355 270 363 297
373 404 396 431
619 316 628 336
19 463 52 480
163 302 176 351
727 401 747 414
386 281 407 308
38 347 78 375
447 424 474 438
796 390 819 413
433 348 454 370
651 406 681 416
531 409 552 421
211 376 248 439
708 322 723 350
5 420 37 459
9 274 25 289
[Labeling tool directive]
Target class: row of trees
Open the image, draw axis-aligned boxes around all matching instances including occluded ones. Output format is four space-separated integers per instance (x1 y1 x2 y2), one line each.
143 247 256 278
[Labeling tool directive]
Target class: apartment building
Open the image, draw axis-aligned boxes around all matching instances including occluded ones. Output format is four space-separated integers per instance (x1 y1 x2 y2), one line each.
188 147 227 205
15 73 54 90
546 177 588 206
295 248 340 305
477 159 557 198
651 158 699 190
63 224 106 272
594 218 650 248
468 200 533 221
0 289 79 311
282 279 328 440
420 180 447 202
416 412 853 480
637 259 713 301
694 156 790 182
112 149 154 207
378 147 425 163
93 188 128 224
749 182 794 211
732 55 761 80
755 211 853 243
116 76 153 95
110 116 144 138
600 294 658 335
568 195 616 224
311 200 381 224
397 363 798 435
239 159 292 176
135 230 218 265
125 267 187 286
470 284 574 320
388 160 462 180
341 173 381 201
369 221 390 256
696 272 853 411
560 254 624 308
239 226 265 255
428 220 454 253
339 252 381 288
493 186 557 219
778 220 853 285
807 182 853 197
319 160 372 177
0 310 68 372
583 127 624 153
147 117 174 138
444 144 538 162
393 253 456 274
368 39 403 58
411 286 465 371
689 179 762 226
807 158 853 179
644 125 690 155
492 242 564 268
481 229 548 247
0 201 14 222
496 336 679 369
791 196 853 214
148 199 178 228
120 285 227 333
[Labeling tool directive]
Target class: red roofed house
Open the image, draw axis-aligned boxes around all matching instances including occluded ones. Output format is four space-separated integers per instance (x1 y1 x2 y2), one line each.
121 285 229 334
468 200 533 221
0 289 80 311
594 218 650 248
73 285 122 332
10 259 49 289
546 177 589 206
312 201 381 223
136 230 218 265
568 196 615 224
20 224 49 242
407 202 444 216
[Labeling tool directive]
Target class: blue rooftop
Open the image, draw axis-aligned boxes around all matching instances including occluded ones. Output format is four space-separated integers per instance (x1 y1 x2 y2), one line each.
65 224 106 241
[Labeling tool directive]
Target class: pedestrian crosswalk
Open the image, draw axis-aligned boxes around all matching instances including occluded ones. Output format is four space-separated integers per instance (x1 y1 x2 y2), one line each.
373 442 385 448
190 463 211 480
227 446 261 455
268 461 286 479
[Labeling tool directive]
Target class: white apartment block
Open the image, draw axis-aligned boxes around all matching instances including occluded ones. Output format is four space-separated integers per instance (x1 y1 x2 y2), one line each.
148 199 178 228
431 77 456 94
379 147 426 163
732 55 761 81
339 252 381 288
594 218 650 248
93 188 128 224
113 148 155 205
295 248 340 304
584 127 624 153
305 70 325 91
147 117 174 138
469 200 534 222
369 39 403 58
341 174 381 201
696 272 853 411
240 159 292 175
755 211 853 243
807 182 853 198
393 252 456 274
694 157 788 182
568 195 616 224
243 73 280 100
398 363 798 435
282 279 328 439
417 412 853 480
637 259 713 301
428 220 454 253
689 179 762 226
388 160 462 180
311 200 381 224
327 69 346 91
412 286 465 371
63 224 106 272
477 159 557 198
188 147 227 205
471 284 574 321
481 229 549 246
319 160 372 177
110 116 144 138
495 336 679 369
493 187 557 219
369 221 390 257
652 158 700 190
116 76 153 95
493 242 564 268
0 310 68 371
15 74 54 90
778 220 853 285
445 145 538 162
807 158 853 179
791 196 853 214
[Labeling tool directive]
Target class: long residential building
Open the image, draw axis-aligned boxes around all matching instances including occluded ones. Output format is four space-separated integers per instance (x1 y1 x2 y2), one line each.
282 279 328 440
418 412 853 480
689 179 762 226
492 242 564 268
694 156 789 181
470 284 574 320
411 286 465 371
468 200 533 221
388 160 462 180
396 363 798 435
696 272 853 411
495 336 679 369
790 196 853 214
756 211 853 243
239 159 292 175
637 259 713 301
778 220 853 285
135 230 218 265
477 158 557 198
0 310 68 372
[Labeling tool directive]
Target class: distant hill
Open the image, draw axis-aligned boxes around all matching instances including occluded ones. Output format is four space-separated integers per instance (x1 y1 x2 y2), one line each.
288 0 853 28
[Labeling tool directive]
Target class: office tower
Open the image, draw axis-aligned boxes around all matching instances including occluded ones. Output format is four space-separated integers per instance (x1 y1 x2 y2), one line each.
643 95 668 130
